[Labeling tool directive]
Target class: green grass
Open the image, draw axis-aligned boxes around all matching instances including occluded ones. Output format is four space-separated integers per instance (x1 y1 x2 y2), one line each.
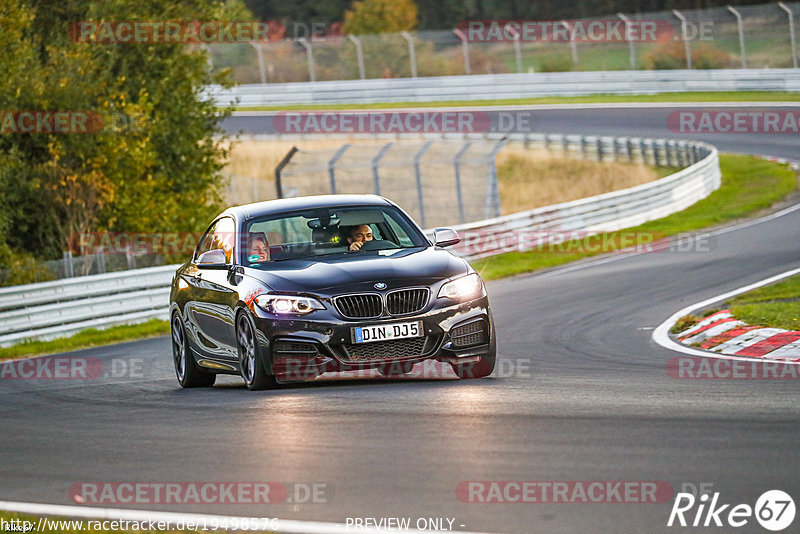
238 91 800 111
728 274 800 330
471 154 798 280
0 319 169 361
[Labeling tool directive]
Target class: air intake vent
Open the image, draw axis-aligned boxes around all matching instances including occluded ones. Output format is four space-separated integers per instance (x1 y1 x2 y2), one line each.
450 320 487 348
386 288 429 316
334 294 383 319
345 338 427 361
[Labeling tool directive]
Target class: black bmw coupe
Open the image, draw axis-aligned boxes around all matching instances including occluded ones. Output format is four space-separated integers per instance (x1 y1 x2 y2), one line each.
169 194 495 389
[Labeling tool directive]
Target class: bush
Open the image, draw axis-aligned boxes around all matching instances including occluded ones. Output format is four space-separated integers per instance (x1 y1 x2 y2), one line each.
538 54 574 73
643 41 732 70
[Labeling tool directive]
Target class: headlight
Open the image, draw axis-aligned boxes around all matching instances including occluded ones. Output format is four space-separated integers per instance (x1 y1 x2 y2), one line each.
255 295 325 315
438 273 484 300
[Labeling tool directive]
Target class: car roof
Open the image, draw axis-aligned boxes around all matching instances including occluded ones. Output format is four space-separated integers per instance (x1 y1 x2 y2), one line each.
222 194 393 221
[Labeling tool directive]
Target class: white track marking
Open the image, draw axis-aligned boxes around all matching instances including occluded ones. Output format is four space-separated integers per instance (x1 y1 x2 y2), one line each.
652 267 800 363
0 500 494 534
233 102 800 116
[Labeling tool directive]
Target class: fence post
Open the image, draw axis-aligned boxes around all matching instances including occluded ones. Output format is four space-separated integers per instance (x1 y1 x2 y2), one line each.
672 10 693 69
453 141 472 224
560 21 579 67
596 137 604 162
249 42 267 83
726 6 747 68
413 141 434 227
454 29 471 75
626 138 635 163
371 142 393 195
199 44 214 73
95 248 106 274
274 146 298 199
486 139 508 219
401 32 418 78
618 13 637 70
779 2 798 69
640 139 649 165
298 38 316 82
62 250 74 278
328 144 350 194
505 24 523 73
347 35 366 80
126 250 136 270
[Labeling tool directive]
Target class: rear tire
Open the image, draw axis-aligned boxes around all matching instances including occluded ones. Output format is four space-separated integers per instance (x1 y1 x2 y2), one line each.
237 312 276 390
171 313 216 388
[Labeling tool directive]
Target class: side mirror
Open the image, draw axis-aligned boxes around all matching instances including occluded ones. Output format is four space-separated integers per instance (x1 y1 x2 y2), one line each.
196 249 230 269
433 228 461 248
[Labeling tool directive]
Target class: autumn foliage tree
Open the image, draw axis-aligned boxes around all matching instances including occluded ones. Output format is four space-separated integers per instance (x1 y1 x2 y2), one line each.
0 0 243 281
343 0 418 35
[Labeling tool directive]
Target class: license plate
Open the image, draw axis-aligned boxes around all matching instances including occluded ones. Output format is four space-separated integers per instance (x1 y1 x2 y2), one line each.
352 321 423 344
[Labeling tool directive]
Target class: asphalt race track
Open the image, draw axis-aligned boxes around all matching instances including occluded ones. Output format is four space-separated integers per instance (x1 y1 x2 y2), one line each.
1 105 799 533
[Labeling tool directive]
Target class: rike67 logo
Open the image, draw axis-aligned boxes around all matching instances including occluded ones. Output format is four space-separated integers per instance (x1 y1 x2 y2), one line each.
667 487 795 531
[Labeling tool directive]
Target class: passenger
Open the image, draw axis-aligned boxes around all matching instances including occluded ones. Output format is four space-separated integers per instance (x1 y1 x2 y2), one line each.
248 233 270 262
347 224 373 251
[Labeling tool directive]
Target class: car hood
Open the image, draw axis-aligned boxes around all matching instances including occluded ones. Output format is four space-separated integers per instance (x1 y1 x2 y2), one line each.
243 247 469 293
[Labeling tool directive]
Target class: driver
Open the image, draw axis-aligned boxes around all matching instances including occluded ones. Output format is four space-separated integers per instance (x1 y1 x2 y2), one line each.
347 224 373 251
248 233 270 262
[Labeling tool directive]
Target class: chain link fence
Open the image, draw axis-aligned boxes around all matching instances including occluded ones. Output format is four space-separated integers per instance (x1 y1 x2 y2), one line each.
275 140 505 229
207 2 800 84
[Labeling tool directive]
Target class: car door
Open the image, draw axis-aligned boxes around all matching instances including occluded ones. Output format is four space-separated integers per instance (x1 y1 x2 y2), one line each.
183 216 240 363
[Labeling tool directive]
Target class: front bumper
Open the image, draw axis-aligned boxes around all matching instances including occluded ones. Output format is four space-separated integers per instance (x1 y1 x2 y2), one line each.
251 296 492 383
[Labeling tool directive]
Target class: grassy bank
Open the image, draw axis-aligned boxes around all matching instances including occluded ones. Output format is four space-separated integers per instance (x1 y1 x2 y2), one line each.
238 91 800 111
472 154 798 280
728 274 800 331
0 319 169 361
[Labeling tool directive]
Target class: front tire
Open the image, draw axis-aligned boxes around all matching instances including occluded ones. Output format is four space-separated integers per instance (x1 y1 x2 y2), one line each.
452 314 497 379
171 313 216 388
237 312 276 390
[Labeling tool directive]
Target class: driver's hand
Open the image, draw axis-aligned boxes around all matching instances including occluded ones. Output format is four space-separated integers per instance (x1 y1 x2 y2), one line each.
349 241 363 251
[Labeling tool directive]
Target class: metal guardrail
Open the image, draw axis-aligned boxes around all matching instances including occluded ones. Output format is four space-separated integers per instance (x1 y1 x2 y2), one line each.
206 69 800 107
0 133 720 346
0 265 177 346
445 134 720 260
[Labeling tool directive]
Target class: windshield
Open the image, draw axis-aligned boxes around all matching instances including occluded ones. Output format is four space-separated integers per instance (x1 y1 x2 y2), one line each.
240 205 428 265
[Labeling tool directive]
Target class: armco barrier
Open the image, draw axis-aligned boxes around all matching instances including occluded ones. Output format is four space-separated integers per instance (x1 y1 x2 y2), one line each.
447 135 719 260
0 265 177 346
205 69 800 107
0 134 720 346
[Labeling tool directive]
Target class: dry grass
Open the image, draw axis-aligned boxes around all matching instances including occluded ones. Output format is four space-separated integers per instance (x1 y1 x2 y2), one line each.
224 139 667 213
495 145 666 215
222 138 385 205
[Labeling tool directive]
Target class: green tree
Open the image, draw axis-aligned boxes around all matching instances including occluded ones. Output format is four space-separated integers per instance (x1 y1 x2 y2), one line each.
0 0 244 268
343 0 418 35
